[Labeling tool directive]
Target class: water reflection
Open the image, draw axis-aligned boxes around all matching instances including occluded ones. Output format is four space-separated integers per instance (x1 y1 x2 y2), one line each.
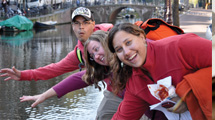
0 24 104 120
0 31 33 46
116 17 142 24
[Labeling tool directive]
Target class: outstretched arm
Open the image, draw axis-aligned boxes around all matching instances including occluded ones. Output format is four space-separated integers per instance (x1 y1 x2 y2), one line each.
19 49 81 81
20 70 89 107
20 88 57 107
2 47 82 81
0 66 21 81
0 50 79 81
53 70 89 98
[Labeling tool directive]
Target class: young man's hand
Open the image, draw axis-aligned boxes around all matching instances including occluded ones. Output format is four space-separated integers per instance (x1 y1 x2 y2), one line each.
0 66 21 81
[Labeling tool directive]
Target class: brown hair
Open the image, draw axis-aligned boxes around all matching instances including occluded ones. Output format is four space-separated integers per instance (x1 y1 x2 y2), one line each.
82 30 115 91
108 23 146 94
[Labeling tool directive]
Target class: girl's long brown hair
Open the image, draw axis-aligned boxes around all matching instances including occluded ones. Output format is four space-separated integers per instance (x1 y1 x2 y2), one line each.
82 30 115 91
108 23 146 94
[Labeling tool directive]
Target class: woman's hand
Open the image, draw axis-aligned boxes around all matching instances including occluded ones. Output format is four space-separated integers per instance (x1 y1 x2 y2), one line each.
20 88 57 107
20 94 45 108
0 66 21 81
167 96 188 113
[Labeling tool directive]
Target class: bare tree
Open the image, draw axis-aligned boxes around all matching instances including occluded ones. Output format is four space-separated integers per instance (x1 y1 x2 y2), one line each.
51 0 53 7
172 0 179 26
23 0 26 12
165 0 172 24
212 11 215 36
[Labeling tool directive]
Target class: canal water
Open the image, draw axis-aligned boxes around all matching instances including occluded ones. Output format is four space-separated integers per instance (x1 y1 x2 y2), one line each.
0 18 140 120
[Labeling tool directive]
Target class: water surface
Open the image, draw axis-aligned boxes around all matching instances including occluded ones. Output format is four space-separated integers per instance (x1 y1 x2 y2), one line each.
0 24 104 120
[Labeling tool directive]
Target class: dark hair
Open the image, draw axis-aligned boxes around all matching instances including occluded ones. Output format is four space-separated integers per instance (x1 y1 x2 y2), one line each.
107 23 146 94
82 30 114 91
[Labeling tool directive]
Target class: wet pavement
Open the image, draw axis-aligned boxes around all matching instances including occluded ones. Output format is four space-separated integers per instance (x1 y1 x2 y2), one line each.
179 8 212 39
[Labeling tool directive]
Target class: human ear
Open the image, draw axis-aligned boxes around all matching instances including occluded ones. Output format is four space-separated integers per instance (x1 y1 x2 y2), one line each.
92 21 95 26
139 33 144 38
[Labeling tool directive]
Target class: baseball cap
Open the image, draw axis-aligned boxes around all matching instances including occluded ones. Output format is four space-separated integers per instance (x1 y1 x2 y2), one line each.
71 7 94 22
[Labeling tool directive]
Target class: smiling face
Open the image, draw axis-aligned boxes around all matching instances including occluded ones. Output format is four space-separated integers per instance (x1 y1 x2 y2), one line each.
113 30 147 68
72 16 95 44
87 40 108 66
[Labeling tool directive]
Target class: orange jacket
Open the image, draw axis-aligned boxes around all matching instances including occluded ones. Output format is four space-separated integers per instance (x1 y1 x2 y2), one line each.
176 67 212 120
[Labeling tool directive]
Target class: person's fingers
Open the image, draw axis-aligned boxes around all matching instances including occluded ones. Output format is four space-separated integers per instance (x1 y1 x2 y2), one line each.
4 77 12 81
20 98 28 102
0 69 14 76
0 73 9 77
174 102 187 113
12 66 17 73
167 106 175 112
20 95 43 108
167 100 180 112
0 69 10 73
12 66 20 75
167 99 187 113
20 96 24 100
31 100 40 107
174 106 187 113
20 96 29 99
20 96 34 102
12 66 21 80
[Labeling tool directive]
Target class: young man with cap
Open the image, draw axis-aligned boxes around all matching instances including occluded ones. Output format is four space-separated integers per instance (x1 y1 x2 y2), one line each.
0 7 116 119
0 7 98 81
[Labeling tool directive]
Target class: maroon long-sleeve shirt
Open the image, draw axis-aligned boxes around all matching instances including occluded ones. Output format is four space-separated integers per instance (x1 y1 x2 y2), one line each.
112 33 212 120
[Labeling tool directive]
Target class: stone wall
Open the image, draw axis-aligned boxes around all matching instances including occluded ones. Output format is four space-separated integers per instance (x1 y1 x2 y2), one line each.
29 8 71 24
